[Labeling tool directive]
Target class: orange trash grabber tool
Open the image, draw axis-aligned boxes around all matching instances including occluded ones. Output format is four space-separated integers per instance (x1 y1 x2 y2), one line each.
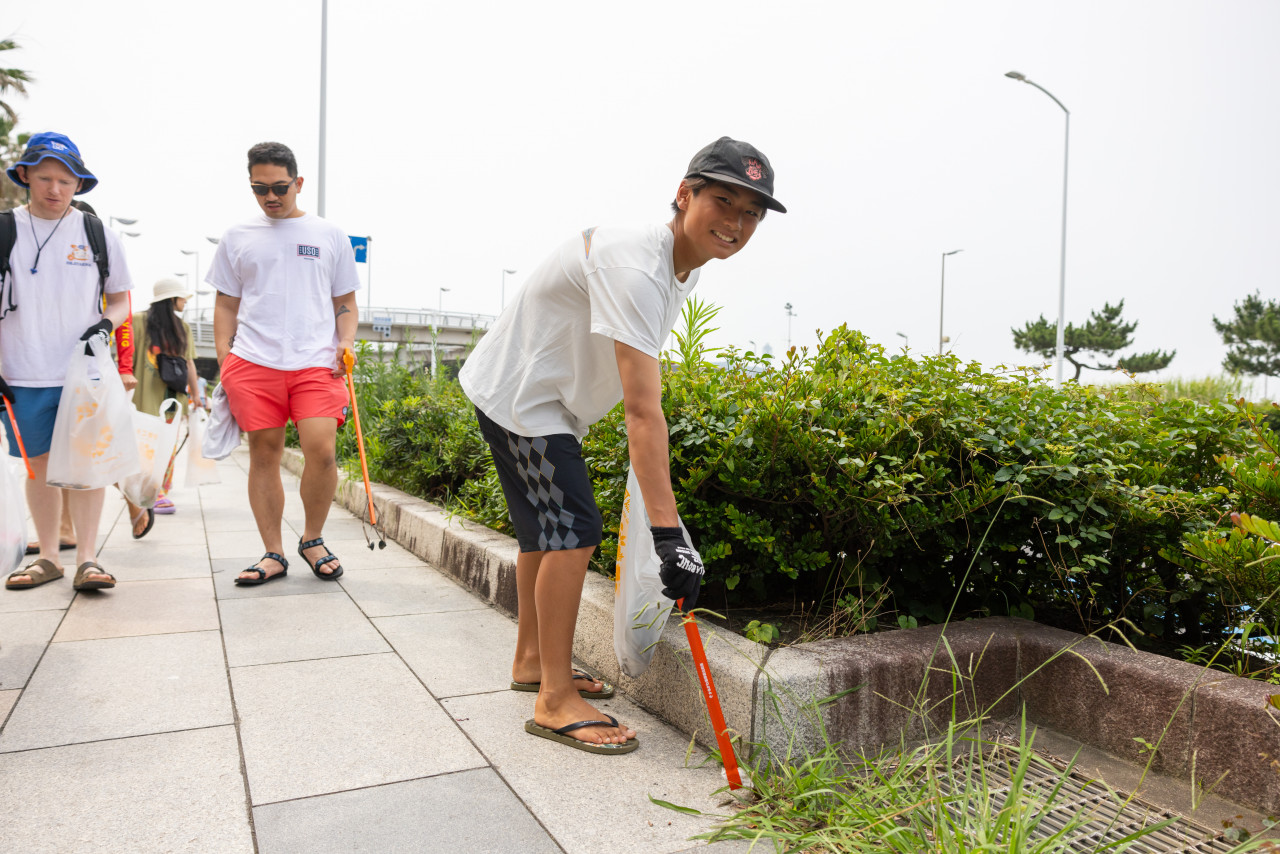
2 395 35 480
342 347 385 550
677 598 743 790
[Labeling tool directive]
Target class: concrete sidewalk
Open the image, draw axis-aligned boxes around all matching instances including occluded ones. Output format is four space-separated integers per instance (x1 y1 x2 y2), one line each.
0 451 749 854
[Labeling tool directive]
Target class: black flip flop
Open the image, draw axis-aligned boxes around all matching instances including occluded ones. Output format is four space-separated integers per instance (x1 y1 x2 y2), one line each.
24 540 76 556
524 713 638 755
234 552 289 586
298 537 343 580
131 508 155 540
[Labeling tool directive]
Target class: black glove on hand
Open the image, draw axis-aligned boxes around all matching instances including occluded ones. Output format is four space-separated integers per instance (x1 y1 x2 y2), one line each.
652 526 705 611
81 318 113 356
0 374 13 403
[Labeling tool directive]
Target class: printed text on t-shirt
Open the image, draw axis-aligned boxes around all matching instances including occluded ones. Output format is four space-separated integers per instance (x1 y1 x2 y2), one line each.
297 244 321 258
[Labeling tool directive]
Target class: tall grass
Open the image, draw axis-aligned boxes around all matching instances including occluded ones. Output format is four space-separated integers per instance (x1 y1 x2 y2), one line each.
1160 374 1259 405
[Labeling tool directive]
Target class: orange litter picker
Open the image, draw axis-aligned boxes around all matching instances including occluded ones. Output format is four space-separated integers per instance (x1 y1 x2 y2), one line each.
342 347 385 550
2 395 35 480
677 597 743 790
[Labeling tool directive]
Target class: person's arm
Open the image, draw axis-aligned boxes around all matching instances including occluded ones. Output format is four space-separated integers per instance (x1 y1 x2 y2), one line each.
103 290 130 333
115 299 137 391
332 291 358 375
213 291 240 368
186 358 201 404
615 340 678 527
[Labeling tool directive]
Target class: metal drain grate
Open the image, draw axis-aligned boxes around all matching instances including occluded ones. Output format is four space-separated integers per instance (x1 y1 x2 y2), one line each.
932 744 1235 853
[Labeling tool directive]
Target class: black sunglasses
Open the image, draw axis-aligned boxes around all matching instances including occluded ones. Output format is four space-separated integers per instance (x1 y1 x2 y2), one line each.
250 180 294 197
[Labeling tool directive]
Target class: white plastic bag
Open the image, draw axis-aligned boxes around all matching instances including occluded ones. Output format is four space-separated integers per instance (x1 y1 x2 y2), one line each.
184 402 221 487
120 398 182 509
46 336 141 489
1 438 27 579
613 467 688 678
201 383 240 460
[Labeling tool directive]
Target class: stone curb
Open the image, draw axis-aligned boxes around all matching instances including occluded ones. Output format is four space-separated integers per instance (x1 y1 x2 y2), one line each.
290 451 1280 815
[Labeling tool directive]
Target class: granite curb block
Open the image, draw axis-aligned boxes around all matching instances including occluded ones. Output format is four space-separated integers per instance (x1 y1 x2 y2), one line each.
287 450 1280 815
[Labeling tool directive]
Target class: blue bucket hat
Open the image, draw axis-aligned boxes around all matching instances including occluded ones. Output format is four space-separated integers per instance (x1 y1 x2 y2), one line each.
6 132 98 194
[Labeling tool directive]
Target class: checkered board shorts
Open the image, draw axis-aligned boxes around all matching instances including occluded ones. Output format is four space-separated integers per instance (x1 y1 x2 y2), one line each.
474 407 603 553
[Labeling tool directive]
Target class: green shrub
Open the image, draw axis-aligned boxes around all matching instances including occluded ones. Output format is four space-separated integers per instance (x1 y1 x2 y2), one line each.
336 324 1272 649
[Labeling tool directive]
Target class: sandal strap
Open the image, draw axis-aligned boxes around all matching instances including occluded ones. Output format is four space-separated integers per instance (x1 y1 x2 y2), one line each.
75 561 115 581
299 537 325 550
554 714 619 736
240 566 267 580
313 554 339 567
10 558 61 580
262 552 289 570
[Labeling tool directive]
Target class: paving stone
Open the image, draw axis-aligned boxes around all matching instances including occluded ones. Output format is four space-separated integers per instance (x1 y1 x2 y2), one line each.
0 726 253 854
313 536 422 570
91 543 211 582
206 527 295 560
253 768 560 854
54 578 219 642
342 564 487 618
219 590 389 667
0 631 232 752
0 573 76 614
375 609 515 698
0 688 19 722
442 691 739 854
0 609 62 689
232 652 485 804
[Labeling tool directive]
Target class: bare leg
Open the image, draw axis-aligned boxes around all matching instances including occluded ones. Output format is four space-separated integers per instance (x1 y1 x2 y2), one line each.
67 486 109 581
238 427 287 581
295 417 341 575
10 454 65 582
59 493 74 542
528 546 634 745
511 549 607 694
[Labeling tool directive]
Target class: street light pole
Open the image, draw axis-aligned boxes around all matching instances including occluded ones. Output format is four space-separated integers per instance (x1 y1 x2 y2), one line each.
180 248 200 321
501 268 516 311
1006 70 1070 387
939 249 963 355
784 302 797 349
317 0 328 218
432 287 451 379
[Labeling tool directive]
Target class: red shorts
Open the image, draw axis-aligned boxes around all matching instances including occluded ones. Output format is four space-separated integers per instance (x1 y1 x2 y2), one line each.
221 353 349 432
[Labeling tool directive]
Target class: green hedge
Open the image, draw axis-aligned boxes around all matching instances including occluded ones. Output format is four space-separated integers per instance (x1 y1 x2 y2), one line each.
335 332 1270 647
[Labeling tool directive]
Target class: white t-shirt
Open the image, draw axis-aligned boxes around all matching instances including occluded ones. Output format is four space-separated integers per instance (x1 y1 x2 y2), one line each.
0 206 134 387
460 223 699 440
206 212 360 371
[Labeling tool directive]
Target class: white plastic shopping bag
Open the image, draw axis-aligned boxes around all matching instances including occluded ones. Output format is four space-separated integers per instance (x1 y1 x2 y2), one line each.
184 402 221 487
0 438 27 579
201 383 240 461
46 336 141 489
613 467 690 678
120 398 182 509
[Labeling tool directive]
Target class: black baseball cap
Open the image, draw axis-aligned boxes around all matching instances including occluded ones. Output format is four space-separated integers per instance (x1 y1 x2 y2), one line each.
685 136 785 213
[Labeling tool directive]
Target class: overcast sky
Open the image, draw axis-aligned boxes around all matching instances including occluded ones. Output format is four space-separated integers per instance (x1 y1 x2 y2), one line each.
7 1 1278 388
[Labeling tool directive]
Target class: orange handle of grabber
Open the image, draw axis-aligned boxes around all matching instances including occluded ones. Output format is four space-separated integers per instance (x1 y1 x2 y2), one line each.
678 598 743 790
342 348 377 528
2 396 35 480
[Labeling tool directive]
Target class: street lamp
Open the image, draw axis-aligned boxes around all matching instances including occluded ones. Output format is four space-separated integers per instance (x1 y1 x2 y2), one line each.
180 249 201 323
1006 70 1070 387
206 236 220 246
896 331 908 349
784 302 797 349
432 287 451 379
939 249 963 355
108 215 137 230
501 268 516 311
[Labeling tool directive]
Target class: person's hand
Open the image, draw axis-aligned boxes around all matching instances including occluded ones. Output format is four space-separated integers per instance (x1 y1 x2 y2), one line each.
0 374 13 403
81 318 113 356
334 343 355 377
119 371 138 392
651 526 705 611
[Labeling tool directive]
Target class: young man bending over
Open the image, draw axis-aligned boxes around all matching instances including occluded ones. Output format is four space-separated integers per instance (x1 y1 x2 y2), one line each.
459 137 785 753
209 142 360 586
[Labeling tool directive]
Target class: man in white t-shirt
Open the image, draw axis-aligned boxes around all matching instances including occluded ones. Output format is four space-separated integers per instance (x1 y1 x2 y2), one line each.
208 141 360 587
0 132 134 591
460 137 786 754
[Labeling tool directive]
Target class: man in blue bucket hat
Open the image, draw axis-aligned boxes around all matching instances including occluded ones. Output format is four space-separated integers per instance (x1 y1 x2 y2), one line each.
0 132 135 591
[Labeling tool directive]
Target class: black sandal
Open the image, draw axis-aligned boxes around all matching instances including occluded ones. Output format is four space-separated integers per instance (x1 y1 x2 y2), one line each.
298 537 343 580
235 552 289 586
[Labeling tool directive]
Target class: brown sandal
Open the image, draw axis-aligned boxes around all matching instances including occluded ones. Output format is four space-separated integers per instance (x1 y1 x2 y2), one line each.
73 561 116 591
6 558 64 590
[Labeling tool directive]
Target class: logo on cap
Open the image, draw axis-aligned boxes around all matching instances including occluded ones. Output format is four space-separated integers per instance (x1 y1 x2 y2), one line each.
50 141 69 151
742 157 765 181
